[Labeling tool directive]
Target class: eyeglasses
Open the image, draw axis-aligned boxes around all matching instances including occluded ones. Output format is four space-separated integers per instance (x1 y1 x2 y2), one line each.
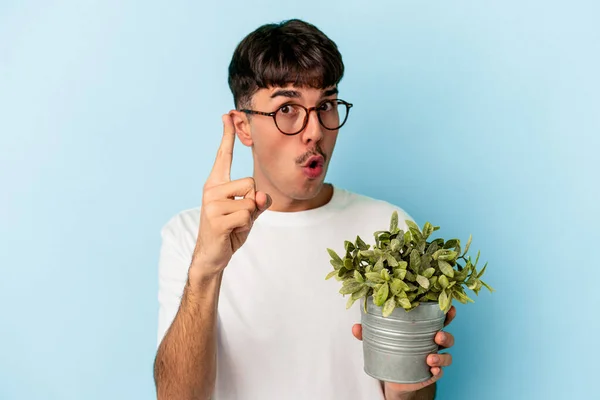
240 99 353 136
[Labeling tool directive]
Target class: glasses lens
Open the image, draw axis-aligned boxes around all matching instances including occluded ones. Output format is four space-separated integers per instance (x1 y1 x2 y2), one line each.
275 104 307 134
319 101 348 130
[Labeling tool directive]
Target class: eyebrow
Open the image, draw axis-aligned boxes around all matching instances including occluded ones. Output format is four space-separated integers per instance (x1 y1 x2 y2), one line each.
269 87 339 99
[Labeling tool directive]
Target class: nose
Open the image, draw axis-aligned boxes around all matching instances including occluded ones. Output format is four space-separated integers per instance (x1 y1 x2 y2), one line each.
301 108 324 145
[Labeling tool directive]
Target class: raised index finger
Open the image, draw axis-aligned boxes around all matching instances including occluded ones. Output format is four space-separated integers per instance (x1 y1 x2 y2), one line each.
207 114 236 185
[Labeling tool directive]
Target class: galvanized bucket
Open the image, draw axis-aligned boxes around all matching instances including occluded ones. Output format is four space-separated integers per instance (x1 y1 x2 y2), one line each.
360 297 446 384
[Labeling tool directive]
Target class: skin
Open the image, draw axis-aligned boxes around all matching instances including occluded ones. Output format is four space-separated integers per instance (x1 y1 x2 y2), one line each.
153 85 455 400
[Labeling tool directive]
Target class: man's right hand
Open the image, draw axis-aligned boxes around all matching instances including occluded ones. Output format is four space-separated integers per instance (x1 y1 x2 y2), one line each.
191 113 271 279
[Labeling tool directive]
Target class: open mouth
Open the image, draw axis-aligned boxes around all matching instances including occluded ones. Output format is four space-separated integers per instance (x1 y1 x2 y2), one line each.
302 155 325 179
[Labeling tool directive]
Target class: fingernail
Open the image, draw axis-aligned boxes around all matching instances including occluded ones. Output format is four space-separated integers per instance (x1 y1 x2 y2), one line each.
431 355 439 364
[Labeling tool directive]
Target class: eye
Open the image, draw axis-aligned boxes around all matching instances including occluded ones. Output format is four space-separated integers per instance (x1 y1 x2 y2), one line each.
319 101 335 112
279 104 299 115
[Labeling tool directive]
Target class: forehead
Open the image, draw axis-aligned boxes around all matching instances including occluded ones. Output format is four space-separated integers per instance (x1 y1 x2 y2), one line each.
251 84 338 104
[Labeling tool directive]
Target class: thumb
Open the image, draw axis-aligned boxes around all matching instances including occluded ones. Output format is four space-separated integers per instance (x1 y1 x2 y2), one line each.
253 192 272 220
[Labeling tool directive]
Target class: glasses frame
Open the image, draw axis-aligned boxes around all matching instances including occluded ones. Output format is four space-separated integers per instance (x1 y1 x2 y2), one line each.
240 99 354 136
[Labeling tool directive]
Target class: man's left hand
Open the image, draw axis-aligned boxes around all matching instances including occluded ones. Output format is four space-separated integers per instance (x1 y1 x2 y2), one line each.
352 305 456 398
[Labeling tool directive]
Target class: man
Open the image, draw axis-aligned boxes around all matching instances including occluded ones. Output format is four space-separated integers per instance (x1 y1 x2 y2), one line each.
153 19 455 400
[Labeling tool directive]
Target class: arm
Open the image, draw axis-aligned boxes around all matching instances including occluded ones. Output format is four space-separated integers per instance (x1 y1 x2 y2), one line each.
384 383 436 400
153 113 271 400
154 268 222 400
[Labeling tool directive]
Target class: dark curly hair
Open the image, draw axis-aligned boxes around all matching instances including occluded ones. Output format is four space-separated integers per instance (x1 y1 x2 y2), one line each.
228 19 345 109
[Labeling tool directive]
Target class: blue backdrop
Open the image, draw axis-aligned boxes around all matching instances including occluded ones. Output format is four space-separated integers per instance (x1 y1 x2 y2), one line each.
1 1 598 399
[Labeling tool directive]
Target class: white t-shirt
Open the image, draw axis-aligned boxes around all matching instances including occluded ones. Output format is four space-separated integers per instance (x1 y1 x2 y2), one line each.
157 185 415 400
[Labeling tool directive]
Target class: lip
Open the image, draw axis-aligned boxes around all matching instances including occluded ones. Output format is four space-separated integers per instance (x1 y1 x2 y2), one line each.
302 155 325 168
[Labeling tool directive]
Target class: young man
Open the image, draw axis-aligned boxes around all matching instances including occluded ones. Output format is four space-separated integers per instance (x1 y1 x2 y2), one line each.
153 19 455 400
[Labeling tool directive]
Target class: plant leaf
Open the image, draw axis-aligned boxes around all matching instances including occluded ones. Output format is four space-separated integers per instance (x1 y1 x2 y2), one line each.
390 211 399 232
438 260 455 278
346 296 358 309
327 248 343 264
410 249 421 273
416 274 430 289
438 289 450 311
422 268 435 279
352 285 370 300
385 253 399 267
325 270 338 280
391 239 401 252
481 280 495 293
394 268 407 280
374 282 390 306
477 262 488 278
339 282 363 295
380 269 391 281
382 297 396 317
398 297 412 309
365 272 385 283
463 234 472 256
355 235 369 251
354 270 364 283
439 274 449 290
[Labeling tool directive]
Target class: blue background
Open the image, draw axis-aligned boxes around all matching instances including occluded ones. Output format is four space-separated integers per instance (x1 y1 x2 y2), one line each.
1 1 598 399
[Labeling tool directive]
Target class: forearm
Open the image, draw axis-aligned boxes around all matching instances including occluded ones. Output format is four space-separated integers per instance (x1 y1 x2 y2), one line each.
154 268 223 400
385 383 436 400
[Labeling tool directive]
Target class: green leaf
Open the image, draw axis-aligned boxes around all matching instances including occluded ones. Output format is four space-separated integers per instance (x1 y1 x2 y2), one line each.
410 249 421 273
343 258 353 270
382 297 396 317
397 260 408 270
354 270 364 283
359 250 375 258
426 242 439 256
423 221 434 238
346 296 358 309
439 274 450 290
365 272 385 283
453 289 474 304
463 234 472 256
398 297 412 309
339 282 363 295
352 285 370 300
422 268 435 279
425 291 439 301
393 268 407 280
380 269 391 281
344 240 356 252
481 280 495 293
477 262 488 278
374 257 384 272
329 259 342 270
406 282 418 292
374 282 390 306
355 235 369 251
327 248 343 264
404 230 411 245
337 266 348 278
405 270 416 282
390 239 401 252
416 275 430 289
438 260 455 278
390 211 399 232
475 250 481 266
439 289 450 311
325 270 338 280
396 290 408 299
385 253 399 267
405 219 421 234
390 278 403 295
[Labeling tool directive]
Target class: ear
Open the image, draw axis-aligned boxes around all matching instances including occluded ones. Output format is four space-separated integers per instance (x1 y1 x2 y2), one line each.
229 110 253 147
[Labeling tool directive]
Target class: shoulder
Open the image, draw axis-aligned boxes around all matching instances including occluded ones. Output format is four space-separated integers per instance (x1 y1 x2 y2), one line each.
159 206 201 255
339 187 416 229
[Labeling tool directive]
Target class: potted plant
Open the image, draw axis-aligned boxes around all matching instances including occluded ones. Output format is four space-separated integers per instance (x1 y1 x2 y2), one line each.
325 211 494 384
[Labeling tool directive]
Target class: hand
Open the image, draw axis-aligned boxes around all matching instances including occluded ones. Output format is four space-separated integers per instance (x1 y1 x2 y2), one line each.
352 305 456 396
191 113 271 278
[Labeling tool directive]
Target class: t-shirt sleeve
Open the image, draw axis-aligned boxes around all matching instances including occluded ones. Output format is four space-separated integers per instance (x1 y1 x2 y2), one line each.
156 214 193 348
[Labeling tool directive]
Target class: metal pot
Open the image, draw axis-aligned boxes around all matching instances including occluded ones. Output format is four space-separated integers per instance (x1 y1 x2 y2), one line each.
360 297 445 384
